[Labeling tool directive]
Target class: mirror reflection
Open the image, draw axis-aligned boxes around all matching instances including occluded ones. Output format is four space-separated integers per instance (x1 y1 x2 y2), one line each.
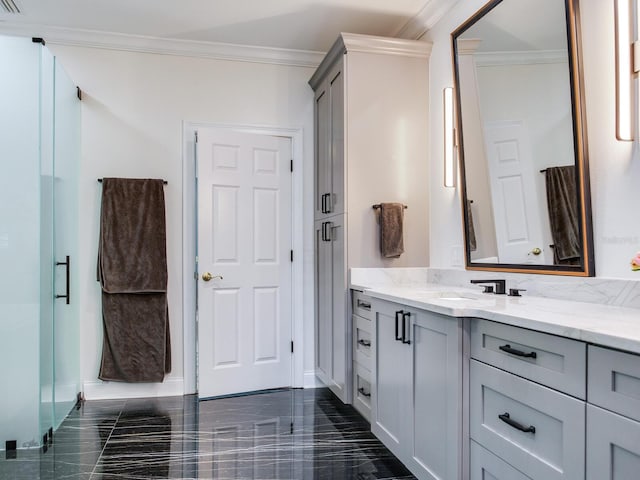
452 0 594 275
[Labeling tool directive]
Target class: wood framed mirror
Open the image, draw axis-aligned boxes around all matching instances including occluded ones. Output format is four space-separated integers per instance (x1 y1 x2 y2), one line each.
451 0 595 276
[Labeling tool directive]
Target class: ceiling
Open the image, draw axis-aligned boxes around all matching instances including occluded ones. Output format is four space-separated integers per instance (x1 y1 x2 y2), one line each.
0 0 447 53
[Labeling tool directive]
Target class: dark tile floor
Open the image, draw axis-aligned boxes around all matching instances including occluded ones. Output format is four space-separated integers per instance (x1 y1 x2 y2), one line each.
0 388 415 479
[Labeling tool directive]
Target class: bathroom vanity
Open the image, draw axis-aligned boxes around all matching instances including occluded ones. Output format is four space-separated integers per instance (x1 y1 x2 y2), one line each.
350 271 640 480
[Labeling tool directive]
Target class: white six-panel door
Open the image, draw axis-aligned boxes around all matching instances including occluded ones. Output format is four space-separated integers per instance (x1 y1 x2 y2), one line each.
196 128 292 398
484 121 548 264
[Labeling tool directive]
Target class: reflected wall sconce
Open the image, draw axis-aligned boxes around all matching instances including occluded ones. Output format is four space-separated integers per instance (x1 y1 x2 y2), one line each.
616 0 638 141
444 87 456 187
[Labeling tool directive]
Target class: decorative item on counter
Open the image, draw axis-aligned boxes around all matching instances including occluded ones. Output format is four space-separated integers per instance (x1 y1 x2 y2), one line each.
631 252 640 271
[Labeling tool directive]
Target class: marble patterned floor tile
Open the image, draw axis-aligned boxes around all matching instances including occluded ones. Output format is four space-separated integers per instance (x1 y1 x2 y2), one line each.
1 388 415 480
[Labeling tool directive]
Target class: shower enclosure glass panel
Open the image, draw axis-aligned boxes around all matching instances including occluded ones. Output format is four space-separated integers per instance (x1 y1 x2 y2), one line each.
0 35 43 449
0 35 80 450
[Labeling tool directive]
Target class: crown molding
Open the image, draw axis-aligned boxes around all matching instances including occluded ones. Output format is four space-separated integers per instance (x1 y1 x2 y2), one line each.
396 0 460 40
473 49 568 67
309 32 432 89
0 22 325 67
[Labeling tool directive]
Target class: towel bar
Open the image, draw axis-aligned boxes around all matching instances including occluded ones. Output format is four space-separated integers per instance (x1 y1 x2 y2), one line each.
372 204 408 209
98 178 168 184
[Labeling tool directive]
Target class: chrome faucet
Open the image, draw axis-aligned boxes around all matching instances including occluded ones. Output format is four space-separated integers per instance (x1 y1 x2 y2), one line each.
470 279 506 295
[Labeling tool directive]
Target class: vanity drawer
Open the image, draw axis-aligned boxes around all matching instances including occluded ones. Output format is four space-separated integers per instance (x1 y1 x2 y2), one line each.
352 290 372 320
470 360 585 480
470 318 586 398
353 315 372 367
470 441 532 480
588 345 640 422
353 363 371 421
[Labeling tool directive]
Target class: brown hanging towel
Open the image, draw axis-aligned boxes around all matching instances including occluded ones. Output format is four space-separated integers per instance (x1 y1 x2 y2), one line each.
379 203 405 258
97 178 171 382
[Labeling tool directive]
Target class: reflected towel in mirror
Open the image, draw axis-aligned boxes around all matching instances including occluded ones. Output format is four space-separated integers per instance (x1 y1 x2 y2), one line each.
466 200 477 252
545 166 580 265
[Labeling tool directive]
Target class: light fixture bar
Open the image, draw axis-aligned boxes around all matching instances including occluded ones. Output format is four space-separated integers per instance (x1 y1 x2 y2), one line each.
616 0 634 141
444 87 456 187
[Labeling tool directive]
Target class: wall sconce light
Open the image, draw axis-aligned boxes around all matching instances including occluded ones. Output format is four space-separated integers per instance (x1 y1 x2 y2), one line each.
616 0 637 141
444 87 456 187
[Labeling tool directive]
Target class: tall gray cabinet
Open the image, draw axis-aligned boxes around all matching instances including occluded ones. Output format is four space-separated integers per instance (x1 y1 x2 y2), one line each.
309 33 431 403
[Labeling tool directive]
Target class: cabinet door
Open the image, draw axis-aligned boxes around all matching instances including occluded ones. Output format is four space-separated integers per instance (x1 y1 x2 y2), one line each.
314 84 330 220
329 64 344 216
314 221 332 384
313 60 344 220
329 215 347 402
371 300 411 461
411 310 461 480
587 404 640 480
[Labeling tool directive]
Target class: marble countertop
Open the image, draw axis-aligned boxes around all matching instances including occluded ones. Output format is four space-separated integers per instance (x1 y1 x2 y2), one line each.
350 280 640 355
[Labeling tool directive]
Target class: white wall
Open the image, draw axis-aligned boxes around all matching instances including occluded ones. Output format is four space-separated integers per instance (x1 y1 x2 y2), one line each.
47 45 316 398
426 0 640 279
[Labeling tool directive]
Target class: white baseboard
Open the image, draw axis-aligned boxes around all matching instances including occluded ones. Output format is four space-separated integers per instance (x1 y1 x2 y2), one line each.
303 370 325 389
83 377 184 400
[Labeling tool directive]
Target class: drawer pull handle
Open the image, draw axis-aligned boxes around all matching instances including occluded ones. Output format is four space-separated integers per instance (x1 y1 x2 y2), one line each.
395 311 404 341
357 339 371 347
498 412 536 434
357 299 371 310
358 387 371 398
499 344 537 359
402 311 411 345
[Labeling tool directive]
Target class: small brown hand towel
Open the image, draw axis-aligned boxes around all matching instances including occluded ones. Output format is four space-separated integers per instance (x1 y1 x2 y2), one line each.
380 203 405 258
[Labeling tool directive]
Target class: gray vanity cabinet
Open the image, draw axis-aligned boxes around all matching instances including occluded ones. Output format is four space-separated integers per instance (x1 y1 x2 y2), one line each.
469 319 586 480
352 291 373 420
371 299 462 480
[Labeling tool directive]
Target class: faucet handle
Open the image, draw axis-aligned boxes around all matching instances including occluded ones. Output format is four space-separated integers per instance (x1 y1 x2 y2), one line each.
509 288 526 297
480 285 494 294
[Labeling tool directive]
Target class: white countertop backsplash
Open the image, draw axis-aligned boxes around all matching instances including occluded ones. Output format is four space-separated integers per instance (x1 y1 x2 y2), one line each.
350 267 640 355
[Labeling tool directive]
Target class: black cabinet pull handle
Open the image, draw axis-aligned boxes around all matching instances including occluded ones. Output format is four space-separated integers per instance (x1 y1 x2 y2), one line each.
499 344 537 359
321 193 332 214
498 412 535 434
321 193 329 213
55 255 70 305
357 339 371 347
402 311 411 344
321 222 333 242
358 387 371 398
395 310 403 341
357 299 371 310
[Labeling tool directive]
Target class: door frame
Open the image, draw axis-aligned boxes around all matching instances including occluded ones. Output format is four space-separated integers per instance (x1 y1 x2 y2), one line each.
182 121 305 395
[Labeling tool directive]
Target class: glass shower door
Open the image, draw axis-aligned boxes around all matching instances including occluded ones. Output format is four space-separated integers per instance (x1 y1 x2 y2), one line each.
52 56 81 429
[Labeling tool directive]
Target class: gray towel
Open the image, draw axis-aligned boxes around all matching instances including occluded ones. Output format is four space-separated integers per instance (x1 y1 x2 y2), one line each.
545 166 580 265
379 203 405 258
98 178 171 383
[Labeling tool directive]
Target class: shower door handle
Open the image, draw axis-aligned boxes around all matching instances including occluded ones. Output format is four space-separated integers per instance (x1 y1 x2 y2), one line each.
55 255 70 305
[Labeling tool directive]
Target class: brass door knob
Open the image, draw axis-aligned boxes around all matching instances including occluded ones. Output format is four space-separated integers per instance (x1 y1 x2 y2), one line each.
529 247 542 256
202 272 223 281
